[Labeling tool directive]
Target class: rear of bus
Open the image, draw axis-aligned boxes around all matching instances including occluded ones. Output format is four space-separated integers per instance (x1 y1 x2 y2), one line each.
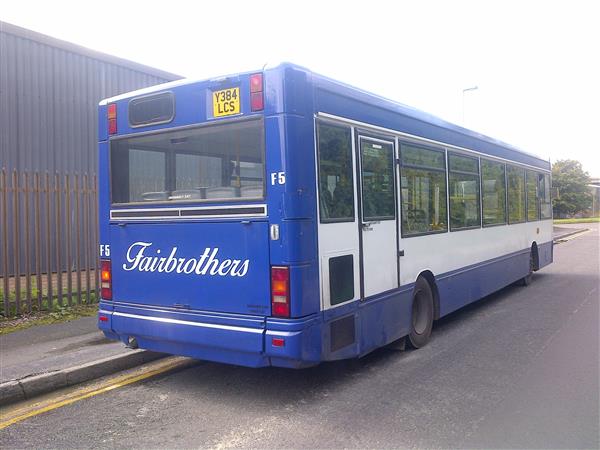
97 66 321 368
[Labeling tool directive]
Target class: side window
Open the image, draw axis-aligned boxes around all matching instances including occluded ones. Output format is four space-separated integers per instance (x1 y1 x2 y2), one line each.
400 144 447 236
507 165 526 223
540 173 552 219
481 159 507 226
527 169 540 221
448 153 481 230
317 122 354 222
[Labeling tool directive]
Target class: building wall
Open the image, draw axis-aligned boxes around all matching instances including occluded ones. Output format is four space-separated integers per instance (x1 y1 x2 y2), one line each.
0 21 181 174
0 21 182 278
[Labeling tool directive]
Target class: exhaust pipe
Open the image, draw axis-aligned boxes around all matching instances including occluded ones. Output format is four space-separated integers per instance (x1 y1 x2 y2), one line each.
126 336 139 349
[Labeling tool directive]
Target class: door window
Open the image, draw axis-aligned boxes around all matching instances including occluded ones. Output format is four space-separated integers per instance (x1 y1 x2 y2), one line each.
360 139 395 221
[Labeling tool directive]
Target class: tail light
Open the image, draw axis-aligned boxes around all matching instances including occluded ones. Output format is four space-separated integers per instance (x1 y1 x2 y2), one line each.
107 103 117 135
271 266 290 318
101 259 112 300
249 73 264 112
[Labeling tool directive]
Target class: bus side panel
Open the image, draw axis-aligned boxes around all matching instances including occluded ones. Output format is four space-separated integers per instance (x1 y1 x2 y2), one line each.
436 248 530 318
97 119 112 335
97 109 110 255
264 63 312 118
283 114 319 318
537 240 553 269
265 78 320 318
281 114 317 220
265 315 322 368
357 288 413 357
316 288 412 361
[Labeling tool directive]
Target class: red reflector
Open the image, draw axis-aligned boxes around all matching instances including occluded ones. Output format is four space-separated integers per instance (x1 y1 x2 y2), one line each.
272 337 285 347
99 316 108 322
107 103 117 135
271 266 290 318
251 92 264 112
249 73 263 93
100 259 112 300
272 302 290 317
108 119 117 135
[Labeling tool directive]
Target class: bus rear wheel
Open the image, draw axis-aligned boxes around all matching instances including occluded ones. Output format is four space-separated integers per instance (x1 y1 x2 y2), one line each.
408 277 434 349
519 250 535 286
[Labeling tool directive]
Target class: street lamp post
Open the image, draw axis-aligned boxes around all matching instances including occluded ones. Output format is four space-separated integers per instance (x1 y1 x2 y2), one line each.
462 86 478 125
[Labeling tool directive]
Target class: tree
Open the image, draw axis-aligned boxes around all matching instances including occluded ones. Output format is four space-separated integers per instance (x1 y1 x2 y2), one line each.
552 159 592 218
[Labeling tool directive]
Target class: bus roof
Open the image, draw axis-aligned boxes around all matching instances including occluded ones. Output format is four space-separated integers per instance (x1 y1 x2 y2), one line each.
100 62 550 170
307 66 549 170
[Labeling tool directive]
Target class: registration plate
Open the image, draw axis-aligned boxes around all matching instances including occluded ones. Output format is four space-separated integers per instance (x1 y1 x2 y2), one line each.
212 87 240 117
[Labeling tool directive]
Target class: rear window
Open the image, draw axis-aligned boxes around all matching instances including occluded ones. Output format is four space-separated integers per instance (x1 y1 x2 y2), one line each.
129 92 175 127
110 118 264 204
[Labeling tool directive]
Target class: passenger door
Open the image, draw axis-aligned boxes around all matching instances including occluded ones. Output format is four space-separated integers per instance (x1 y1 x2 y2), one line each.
357 136 399 297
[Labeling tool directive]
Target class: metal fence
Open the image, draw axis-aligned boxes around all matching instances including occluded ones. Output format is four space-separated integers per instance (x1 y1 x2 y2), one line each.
1 168 99 317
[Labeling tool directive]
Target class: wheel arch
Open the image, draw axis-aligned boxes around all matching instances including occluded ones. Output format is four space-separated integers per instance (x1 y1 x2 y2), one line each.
417 270 440 320
531 241 540 271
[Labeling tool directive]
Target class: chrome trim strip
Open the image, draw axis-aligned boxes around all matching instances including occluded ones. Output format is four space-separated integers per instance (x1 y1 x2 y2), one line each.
110 204 268 221
113 311 264 334
108 300 265 321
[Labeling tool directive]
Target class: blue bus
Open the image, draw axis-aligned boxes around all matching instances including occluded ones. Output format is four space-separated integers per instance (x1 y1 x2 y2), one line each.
97 63 553 368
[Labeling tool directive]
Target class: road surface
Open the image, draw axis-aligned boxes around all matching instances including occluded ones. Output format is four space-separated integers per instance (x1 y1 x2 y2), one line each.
1 225 598 448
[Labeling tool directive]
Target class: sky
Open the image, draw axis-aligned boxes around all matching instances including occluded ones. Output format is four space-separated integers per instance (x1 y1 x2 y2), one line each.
2 0 599 176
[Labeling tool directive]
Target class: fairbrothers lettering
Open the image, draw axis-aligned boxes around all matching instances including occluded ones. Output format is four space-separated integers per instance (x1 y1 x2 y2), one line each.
123 242 249 277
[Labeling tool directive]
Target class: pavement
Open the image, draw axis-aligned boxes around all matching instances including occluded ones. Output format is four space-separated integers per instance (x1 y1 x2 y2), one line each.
0 317 163 405
553 222 590 240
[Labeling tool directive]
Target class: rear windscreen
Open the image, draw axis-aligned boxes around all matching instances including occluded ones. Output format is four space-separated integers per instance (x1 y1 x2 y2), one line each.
110 118 264 204
129 92 174 127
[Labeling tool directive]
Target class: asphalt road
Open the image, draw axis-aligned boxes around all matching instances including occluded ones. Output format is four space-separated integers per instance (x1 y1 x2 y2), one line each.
2 225 598 449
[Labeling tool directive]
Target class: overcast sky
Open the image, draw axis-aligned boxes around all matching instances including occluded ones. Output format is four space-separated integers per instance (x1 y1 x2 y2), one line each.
2 0 598 176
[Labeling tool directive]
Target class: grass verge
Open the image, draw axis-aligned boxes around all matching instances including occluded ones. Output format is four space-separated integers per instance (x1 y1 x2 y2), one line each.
554 217 600 224
0 302 98 335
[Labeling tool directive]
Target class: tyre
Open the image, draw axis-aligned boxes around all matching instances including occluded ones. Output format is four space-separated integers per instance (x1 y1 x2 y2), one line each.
519 250 534 286
408 276 434 349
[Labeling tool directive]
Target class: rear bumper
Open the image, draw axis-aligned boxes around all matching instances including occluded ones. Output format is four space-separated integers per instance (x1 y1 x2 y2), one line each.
98 301 321 368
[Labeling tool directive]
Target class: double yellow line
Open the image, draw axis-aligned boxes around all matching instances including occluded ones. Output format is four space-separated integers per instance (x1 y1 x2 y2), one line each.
0 356 193 430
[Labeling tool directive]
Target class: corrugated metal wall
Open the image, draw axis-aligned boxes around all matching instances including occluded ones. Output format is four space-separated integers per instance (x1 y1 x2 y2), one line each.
0 21 180 174
0 21 182 278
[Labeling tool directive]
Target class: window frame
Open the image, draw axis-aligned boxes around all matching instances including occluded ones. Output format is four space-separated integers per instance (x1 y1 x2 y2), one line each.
399 142 448 238
358 135 397 222
128 91 176 128
507 164 527 224
109 116 265 206
480 158 508 228
526 169 541 222
447 152 482 232
540 172 553 220
316 120 356 224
